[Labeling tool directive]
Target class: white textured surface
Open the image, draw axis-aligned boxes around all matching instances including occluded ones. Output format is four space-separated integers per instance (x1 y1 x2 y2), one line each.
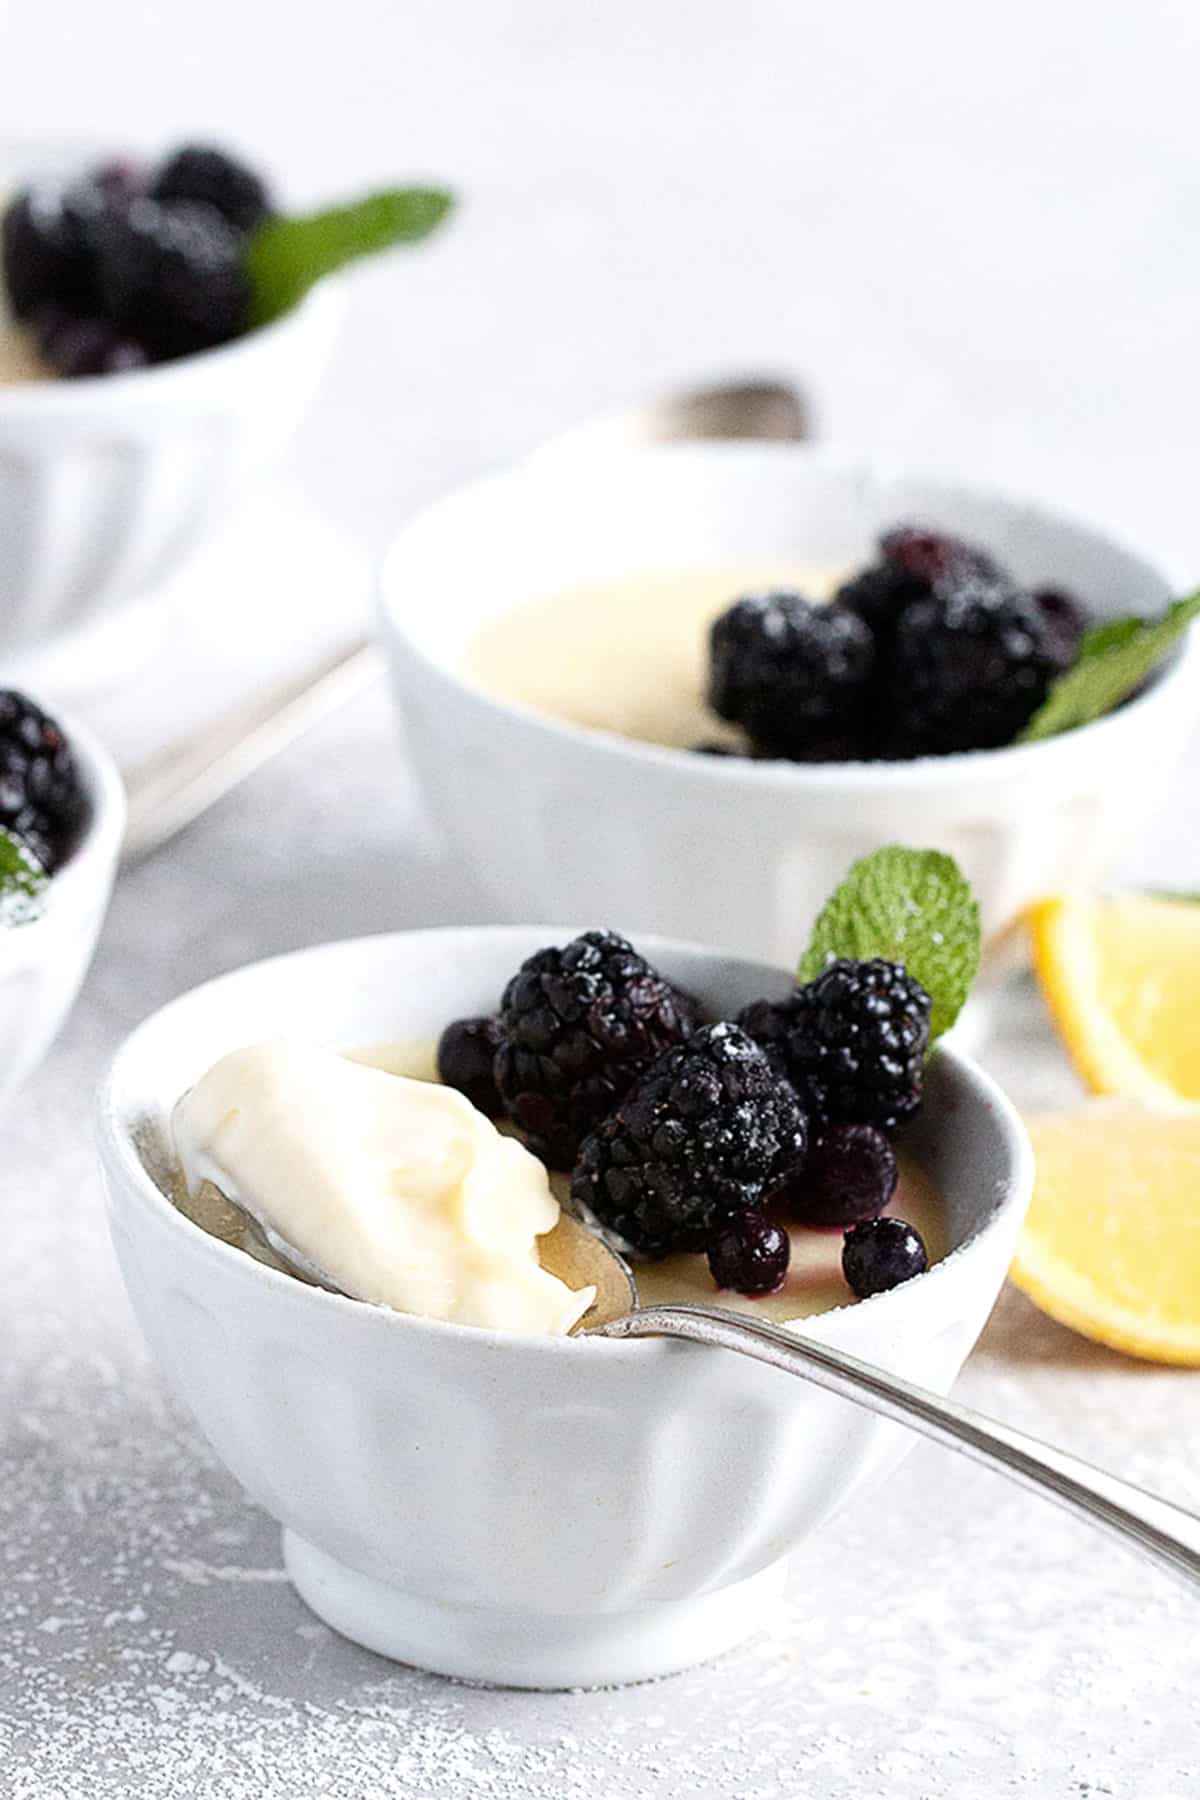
2 0 1200 1790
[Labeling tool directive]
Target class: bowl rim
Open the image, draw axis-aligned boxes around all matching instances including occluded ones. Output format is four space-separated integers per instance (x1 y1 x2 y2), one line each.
0 702 124 965
378 440 1200 793
97 923 1035 1360
0 277 344 417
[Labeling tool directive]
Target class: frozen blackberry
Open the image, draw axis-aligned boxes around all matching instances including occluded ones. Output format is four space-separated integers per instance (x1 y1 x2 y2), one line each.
891 574 1063 755
879 525 1003 590
779 1121 897 1228
708 592 875 760
842 1216 928 1297
436 1016 504 1117
150 145 273 236
31 308 148 378
1 179 112 319
0 690 85 872
95 197 249 361
494 930 699 1167
572 1022 808 1259
738 959 931 1133
835 525 1004 641
708 1209 790 1296
1033 586 1089 668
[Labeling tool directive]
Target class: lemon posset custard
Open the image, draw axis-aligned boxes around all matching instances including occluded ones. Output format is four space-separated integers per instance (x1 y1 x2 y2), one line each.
363 1041 946 1326
0 323 51 383
165 1036 946 1330
461 563 841 751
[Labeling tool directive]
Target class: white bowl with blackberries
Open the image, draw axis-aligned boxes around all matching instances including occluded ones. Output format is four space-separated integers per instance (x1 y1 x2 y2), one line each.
0 140 453 663
381 442 1200 964
0 686 124 1104
98 850 1031 1687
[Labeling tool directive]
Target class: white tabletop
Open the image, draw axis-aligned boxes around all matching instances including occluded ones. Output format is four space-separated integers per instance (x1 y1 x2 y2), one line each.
2 1 1199 1792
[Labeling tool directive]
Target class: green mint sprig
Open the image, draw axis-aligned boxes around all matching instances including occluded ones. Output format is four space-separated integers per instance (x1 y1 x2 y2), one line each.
0 827 48 927
246 186 455 327
1020 592 1200 743
798 846 981 1041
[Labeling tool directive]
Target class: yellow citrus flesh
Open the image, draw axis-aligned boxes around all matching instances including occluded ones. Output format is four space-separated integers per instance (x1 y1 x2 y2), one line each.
1029 893 1200 1102
1013 1102 1200 1365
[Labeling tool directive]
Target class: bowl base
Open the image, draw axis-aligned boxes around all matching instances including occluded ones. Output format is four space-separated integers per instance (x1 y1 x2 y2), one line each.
283 1530 786 1689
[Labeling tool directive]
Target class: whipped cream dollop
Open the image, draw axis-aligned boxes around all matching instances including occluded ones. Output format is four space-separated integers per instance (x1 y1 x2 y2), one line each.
172 1041 594 1335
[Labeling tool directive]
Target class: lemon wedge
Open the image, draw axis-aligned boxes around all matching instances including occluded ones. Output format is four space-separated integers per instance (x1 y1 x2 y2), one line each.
1029 892 1200 1102
1013 1102 1200 1365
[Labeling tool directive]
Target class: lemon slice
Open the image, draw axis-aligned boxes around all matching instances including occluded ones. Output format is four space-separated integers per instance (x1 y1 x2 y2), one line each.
1013 1102 1200 1365
1029 892 1200 1102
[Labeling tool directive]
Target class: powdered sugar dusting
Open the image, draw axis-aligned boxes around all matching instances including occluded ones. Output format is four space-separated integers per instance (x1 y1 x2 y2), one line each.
3 705 1198 1796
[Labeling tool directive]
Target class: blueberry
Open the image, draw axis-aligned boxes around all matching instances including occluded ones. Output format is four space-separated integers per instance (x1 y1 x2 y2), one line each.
707 1209 790 1296
436 1017 504 1118
842 1216 928 1297
782 1122 897 1228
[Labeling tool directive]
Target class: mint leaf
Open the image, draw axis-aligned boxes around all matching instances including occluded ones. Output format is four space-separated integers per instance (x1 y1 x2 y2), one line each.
798 846 981 1040
1020 592 1200 743
1077 616 1144 660
0 827 47 926
247 187 455 327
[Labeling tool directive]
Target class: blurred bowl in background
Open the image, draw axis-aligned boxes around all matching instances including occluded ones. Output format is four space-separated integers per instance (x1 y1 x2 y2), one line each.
380 443 1200 965
0 279 344 672
0 710 124 1106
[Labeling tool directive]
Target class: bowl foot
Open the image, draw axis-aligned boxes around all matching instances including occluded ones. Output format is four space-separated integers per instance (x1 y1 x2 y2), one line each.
283 1530 786 1689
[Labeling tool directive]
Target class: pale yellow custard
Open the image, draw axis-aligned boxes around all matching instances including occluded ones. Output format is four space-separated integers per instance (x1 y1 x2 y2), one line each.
167 1037 945 1329
352 1041 947 1324
0 321 52 384
461 562 842 751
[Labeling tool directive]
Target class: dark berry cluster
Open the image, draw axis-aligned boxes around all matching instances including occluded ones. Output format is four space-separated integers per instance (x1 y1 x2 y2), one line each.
436 932 935 1303
0 689 86 873
1 144 274 377
705 525 1091 762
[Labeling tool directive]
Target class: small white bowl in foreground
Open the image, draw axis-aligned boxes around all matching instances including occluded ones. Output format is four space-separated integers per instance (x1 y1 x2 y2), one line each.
379 445 1200 965
0 711 124 1104
98 926 1032 1689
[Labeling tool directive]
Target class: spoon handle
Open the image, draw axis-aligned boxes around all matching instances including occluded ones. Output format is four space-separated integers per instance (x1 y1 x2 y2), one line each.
592 1304 1200 1587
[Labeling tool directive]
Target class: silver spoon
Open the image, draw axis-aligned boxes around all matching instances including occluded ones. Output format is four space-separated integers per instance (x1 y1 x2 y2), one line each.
218 1187 1200 1590
121 375 809 865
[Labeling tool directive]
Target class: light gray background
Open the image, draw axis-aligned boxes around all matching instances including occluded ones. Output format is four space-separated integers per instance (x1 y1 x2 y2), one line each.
1 3 1198 1795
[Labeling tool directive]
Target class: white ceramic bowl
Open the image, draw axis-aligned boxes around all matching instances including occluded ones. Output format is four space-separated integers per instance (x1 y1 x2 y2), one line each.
98 925 1033 1689
0 282 343 658
0 710 124 1104
379 445 1200 965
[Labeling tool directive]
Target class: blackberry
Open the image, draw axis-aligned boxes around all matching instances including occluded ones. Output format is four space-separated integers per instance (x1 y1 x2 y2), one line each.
1 179 111 319
708 1209 790 1296
779 1122 897 1228
494 930 699 1168
738 959 931 1133
0 690 86 872
879 524 1003 590
833 561 921 638
571 1022 808 1259
891 574 1063 755
708 592 875 760
1033 586 1089 668
150 145 273 236
95 197 249 362
842 1216 928 1297
32 309 148 378
835 525 1004 641
436 1016 504 1117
